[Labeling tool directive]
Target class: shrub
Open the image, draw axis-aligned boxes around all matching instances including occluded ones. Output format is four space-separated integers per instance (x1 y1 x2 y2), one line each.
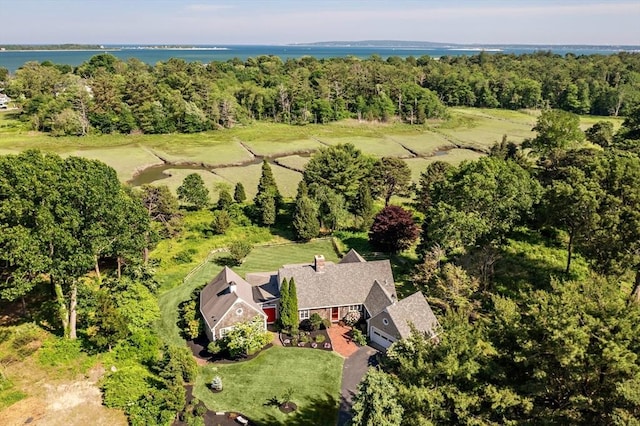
351 329 367 346
161 346 198 383
314 334 326 343
211 210 232 234
299 319 313 332
173 248 197 264
322 318 331 330
38 337 84 367
101 365 154 410
343 310 362 326
228 240 252 265
300 334 312 344
207 341 223 355
309 313 324 331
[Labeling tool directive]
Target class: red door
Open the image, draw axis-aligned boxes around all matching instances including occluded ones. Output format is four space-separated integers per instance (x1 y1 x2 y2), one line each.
331 307 339 322
263 307 277 324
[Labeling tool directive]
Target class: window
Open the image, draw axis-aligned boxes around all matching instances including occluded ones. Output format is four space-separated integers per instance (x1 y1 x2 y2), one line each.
348 304 362 312
382 318 389 326
236 307 243 315
299 310 310 320
219 326 234 338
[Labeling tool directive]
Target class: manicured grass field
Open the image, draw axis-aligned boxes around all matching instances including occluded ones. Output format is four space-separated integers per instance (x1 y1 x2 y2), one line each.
195 346 343 425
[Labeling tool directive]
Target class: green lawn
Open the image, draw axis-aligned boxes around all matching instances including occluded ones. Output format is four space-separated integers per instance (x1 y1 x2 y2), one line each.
195 346 343 425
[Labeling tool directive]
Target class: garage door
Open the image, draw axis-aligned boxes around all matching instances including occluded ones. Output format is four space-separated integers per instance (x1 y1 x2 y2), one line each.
369 327 395 349
263 307 277 324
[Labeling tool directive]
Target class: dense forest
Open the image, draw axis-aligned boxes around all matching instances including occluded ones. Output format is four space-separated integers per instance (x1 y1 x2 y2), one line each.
1 51 639 135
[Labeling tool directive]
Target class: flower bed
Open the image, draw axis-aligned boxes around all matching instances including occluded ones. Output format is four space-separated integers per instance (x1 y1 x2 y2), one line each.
280 329 332 351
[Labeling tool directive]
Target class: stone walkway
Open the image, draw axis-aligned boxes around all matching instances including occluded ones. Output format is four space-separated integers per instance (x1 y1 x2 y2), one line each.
327 324 359 357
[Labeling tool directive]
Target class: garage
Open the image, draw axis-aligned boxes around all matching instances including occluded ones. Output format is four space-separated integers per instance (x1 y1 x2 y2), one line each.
262 306 277 324
369 327 396 349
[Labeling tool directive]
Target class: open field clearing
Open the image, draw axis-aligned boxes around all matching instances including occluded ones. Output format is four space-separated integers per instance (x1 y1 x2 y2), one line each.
149 139 253 166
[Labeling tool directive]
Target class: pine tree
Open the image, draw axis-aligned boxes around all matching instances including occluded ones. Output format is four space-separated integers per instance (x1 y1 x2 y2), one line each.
354 184 374 230
234 182 246 203
351 368 403 426
289 277 299 332
217 188 233 210
295 180 309 200
278 278 290 331
254 160 280 225
293 195 320 241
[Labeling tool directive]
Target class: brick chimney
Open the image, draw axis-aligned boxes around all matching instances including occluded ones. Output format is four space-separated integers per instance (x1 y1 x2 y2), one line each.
314 255 325 272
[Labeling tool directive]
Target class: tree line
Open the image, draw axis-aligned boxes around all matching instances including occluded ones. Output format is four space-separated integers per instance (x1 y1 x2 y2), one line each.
1 50 639 135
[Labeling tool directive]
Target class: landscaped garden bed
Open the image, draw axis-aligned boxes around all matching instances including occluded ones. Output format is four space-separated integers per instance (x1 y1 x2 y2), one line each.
279 328 332 350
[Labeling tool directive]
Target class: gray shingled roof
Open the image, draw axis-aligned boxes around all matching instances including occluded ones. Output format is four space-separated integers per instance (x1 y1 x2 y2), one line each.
364 280 395 317
385 291 440 339
339 249 366 264
245 272 279 303
200 267 264 330
278 256 396 310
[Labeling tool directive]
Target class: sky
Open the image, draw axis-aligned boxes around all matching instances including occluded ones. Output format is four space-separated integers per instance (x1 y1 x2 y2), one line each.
1 0 638 46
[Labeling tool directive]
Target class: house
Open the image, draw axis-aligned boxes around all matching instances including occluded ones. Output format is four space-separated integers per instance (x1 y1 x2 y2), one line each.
0 94 10 109
199 249 440 349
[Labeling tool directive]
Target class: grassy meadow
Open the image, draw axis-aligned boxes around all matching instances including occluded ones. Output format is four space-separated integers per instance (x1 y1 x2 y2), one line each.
0 109 625 199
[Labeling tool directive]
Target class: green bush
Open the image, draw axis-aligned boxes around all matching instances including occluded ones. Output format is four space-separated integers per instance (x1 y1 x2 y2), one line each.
211 210 232 234
162 346 198 383
101 365 154 410
351 329 367 346
309 313 324 331
207 341 223 355
173 248 198 264
228 240 253 265
38 337 84 367
314 334 326 343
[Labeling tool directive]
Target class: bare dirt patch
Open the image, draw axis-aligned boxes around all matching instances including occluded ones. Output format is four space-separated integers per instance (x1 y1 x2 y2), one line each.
1 365 127 426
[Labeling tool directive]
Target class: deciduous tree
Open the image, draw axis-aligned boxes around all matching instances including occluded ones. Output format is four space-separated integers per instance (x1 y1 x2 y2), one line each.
369 206 419 253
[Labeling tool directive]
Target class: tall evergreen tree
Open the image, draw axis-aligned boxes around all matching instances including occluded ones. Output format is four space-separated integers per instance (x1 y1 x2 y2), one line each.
176 173 209 209
254 160 280 225
288 277 298 332
216 187 233 210
233 182 246 203
351 368 403 426
278 278 290 331
293 195 320 241
353 184 374 230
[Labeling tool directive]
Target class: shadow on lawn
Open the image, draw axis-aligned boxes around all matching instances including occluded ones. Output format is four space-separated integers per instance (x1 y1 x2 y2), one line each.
259 393 339 426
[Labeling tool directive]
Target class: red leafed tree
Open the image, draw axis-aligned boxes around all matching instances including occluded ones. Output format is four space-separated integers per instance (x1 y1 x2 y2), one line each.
368 206 419 253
